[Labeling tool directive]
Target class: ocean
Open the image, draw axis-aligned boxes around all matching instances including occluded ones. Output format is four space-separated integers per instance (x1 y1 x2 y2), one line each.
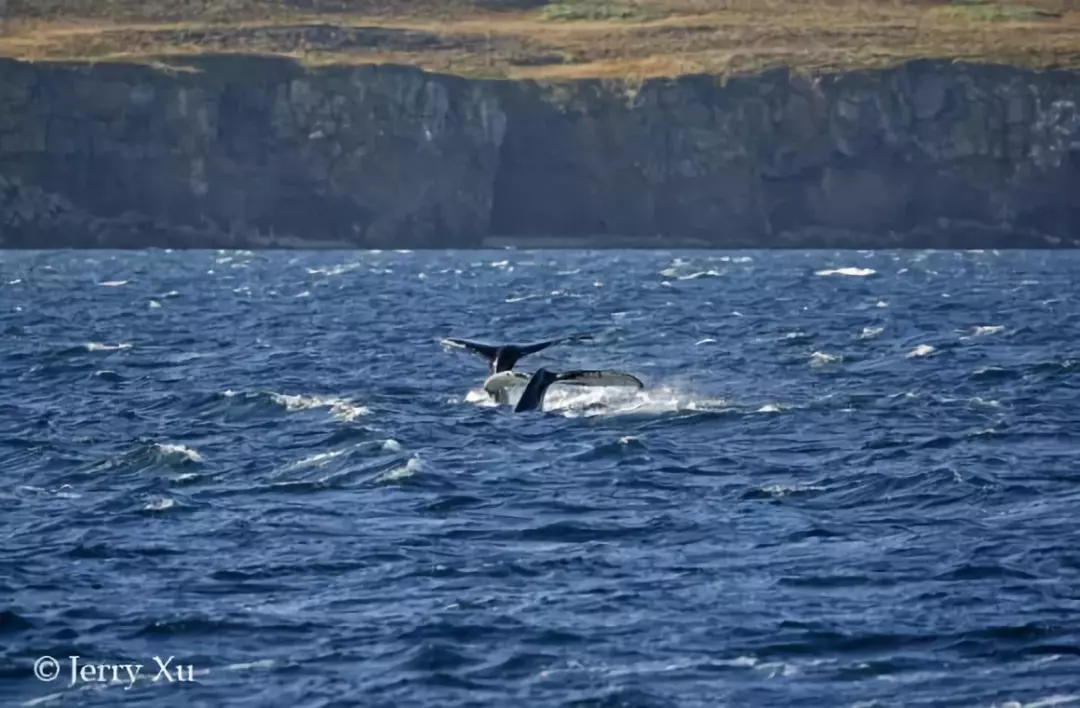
2 248 1078 707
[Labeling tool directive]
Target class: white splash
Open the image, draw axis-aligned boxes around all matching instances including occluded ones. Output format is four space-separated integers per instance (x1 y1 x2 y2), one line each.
306 262 362 277
544 384 730 418
760 483 826 497
223 659 276 672
293 449 348 468
155 443 203 463
993 695 1080 708
85 342 132 352
144 498 175 511
971 397 1003 408
907 344 936 358
810 351 843 367
695 338 717 346
756 403 785 413
859 327 884 339
148 300 162 309
375 456 423 482
970 325 1005 337
99 280 128 287
382 439 402 452
876 300 889 308
815 267 875 277
270 393 369 421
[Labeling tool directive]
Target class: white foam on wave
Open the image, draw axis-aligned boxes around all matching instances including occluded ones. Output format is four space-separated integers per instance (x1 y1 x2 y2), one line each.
907 344 936 358
815 267 875 277
676 270 722 280
375 456 423 482
17 485 81 499
544 384 730 418
148 300 162 309
99 280 128 287
859 327 884 339
307 262 362 277
293 449 348 468
967 325 1006 338
810 351 843 367
760 483 826 497
460 378 730 418
155 443 203 463
144 497 175 511
85 342 132 352
696 338 717 346
659 258 690 277
269 392 369 421
990 694 1080 708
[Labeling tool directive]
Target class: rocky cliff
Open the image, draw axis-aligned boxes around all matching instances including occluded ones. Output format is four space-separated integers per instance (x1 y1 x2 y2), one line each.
0 55 505 248
1 55 1078 248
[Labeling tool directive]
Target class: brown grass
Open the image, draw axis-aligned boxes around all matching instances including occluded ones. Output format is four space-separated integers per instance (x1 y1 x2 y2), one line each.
1 1 1079 79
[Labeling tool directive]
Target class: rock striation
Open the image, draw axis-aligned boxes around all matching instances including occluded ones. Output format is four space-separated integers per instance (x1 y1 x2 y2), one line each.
0 55 1077 248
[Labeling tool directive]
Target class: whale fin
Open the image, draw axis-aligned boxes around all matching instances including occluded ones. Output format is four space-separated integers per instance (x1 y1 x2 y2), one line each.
555 370 644 389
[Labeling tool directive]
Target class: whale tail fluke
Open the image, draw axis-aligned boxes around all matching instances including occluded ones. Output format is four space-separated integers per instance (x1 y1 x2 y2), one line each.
440 332 597 373
552 370 644 390
514 367 644 413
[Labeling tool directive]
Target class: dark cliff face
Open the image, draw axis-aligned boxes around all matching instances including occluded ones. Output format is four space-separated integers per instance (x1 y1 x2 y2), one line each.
0 56 1078 248
490 61 1080 248
0 56 506 248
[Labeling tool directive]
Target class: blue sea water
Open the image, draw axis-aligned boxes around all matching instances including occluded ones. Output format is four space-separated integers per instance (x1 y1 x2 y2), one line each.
1 248 1079 708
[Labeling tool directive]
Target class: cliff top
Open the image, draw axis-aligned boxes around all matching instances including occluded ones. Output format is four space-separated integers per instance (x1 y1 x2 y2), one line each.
1 0 1078 79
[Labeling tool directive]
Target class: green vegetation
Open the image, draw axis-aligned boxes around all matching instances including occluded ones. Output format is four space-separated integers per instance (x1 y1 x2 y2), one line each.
539 1 664 22
1 1 1078 79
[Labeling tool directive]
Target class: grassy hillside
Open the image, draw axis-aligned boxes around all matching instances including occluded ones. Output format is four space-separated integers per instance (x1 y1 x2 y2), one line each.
1 0 1079 79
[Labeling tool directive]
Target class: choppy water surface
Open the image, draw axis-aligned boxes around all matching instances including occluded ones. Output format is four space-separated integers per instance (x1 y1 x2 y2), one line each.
2 249 1079 707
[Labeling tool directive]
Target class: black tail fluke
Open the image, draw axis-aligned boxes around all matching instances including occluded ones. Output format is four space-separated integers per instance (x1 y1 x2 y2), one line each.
441 332 596 373
513 367 644 413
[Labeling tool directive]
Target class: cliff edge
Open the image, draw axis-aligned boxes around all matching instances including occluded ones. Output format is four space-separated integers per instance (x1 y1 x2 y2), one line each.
0 55 1078 247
